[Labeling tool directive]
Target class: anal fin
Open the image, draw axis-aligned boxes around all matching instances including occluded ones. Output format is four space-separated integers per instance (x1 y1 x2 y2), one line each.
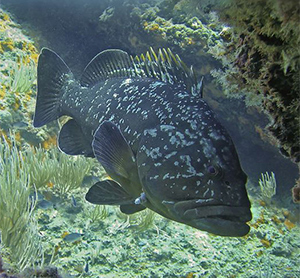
120 204 146 215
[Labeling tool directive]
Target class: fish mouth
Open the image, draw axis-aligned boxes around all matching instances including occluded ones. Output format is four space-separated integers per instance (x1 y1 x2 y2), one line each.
164 198 252 237
184 205 251 237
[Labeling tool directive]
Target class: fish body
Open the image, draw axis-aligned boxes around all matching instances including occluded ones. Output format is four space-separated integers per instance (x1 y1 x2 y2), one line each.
12 121 28 130
71 195 77 207
37 199 53 210
62 232 83 242
33 48 252 236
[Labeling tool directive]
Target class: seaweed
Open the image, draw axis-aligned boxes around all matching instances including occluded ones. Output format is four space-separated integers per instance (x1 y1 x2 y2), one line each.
0 136 43 271
259 172 277 204
23 145 96 195
84 204 108 224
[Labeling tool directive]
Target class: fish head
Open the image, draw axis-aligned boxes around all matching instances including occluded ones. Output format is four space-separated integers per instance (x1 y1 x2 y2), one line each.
137 120 252 237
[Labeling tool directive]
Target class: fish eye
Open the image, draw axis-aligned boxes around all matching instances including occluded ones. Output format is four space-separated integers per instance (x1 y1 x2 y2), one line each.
225 180 230 186
207 165 217 175
207 164 224 180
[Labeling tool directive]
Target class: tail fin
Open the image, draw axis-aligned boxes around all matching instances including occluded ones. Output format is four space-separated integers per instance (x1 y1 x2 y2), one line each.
33 48 72 128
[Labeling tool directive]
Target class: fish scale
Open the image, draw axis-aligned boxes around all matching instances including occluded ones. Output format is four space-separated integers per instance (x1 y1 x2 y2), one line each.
33 47 252 237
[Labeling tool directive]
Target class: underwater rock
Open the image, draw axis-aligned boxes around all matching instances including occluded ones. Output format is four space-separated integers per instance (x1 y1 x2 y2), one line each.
21 266 64 278
0 8 59 148
211 0 300 167
271 241 292 257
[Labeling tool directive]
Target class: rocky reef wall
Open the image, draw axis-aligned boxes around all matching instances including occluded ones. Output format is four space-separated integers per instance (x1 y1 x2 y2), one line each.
211 0 300 166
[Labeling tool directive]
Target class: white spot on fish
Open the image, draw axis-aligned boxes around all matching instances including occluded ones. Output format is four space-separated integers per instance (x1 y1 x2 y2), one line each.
163 173 170 180
165 151 177 159
179 155 197 176
203 188 209 197
145 147 162 159
185 128 198 139
178 92 189 98
160 125 175 132
122 78 132 86
150 175 159 180
108 114 115 121
144 128 157 137
190 120 197 130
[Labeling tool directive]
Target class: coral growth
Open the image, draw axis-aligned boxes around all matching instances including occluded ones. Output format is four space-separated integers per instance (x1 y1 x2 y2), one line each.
23 144 96 193
0 8 58 149
210 0 300 165
259 172 277 203
0 256 63 278
137 0 221 75
292 179 300 203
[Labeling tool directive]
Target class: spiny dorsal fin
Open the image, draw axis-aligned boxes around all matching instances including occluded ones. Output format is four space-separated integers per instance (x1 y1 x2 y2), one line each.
130 48 202 96
80 47 203 97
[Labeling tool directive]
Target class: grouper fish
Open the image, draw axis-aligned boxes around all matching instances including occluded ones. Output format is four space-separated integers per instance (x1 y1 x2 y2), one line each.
33 47 252 236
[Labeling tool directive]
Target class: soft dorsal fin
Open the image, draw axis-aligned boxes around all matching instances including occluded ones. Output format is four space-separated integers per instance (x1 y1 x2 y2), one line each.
80 49 134 87
80 48 203 97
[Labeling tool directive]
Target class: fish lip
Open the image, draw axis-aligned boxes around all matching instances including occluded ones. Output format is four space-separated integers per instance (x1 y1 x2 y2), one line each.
183 205 252 223
167 199 252 223
189 217 251 237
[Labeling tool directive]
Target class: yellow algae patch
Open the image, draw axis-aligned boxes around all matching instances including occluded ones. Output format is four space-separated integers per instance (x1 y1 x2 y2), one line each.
260 238 271 248
42 135 57 149
0 38 15 53
47 181 54 188
284 219 296 230
0 86 6 99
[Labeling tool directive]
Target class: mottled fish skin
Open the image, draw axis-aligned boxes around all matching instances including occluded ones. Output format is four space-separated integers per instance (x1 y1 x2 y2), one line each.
62 77 198 151
33 48 252 237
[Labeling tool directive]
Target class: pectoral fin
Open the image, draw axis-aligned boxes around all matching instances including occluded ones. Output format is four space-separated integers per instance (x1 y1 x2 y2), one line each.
85 180 134 205
92 121 136 179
